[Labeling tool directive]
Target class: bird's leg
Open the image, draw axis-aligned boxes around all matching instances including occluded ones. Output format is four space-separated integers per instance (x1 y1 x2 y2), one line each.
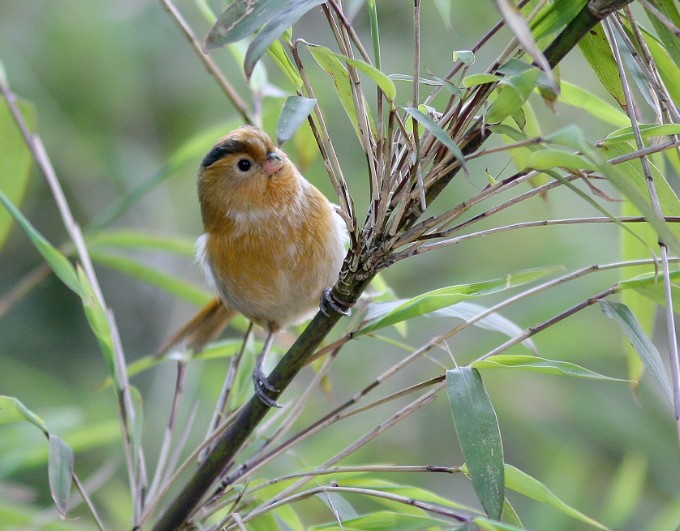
252 331 281 408
320 287 351 317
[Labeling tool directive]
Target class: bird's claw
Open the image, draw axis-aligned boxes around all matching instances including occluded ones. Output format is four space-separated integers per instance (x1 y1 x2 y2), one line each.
320 288 351 317
253 369 281 408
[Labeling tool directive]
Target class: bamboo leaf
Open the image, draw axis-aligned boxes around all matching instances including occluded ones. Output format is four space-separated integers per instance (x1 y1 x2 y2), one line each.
472 354 630 382
447 368 504 520
48 435 73 519
505 464 608 529
600 123 680 145
205 0 286 50
331 52 396 101
427 301 537 353
486 68 539 124
578 23 626 107
403 106 468 177
558 81 629 127
0 96 34 252
86 229 196 256
0 396 47 432
276 96 317 146
243 0 327 79
0 188 86 299
527 149 596 171
90 251 212 307
266 38 303 89
600 299 672 403
357 268 555 337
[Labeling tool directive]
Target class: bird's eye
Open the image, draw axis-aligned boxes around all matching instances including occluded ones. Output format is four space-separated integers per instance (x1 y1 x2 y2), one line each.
237 159 251 172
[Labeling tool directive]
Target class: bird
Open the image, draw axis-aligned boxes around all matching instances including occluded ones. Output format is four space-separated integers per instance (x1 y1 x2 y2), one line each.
157 125 348 407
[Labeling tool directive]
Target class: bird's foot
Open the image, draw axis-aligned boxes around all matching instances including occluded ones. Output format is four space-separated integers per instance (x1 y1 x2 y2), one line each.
252 369 281 408
320 288 352 317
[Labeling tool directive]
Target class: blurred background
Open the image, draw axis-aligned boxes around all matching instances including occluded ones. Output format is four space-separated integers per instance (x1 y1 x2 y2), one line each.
0 1 678 529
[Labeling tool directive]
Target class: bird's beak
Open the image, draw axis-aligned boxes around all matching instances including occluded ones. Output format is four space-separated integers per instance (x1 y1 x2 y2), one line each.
263 151 283 176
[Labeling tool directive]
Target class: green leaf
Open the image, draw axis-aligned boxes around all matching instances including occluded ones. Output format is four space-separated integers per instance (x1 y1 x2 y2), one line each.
453 50 475 64
0 188 86 298
600 123 680 145
309 511 451 531
204 0 286 50
48 435 73 519
276 96 317 146
578 23 626 107
463 73 503 87
357 268 555 337
472 354 630 382
598 142 680 248
86 229 196 256
645 0 680 69
0 96 34 251
90 250 212 307
266 38 303 89
486 68 539 124
600 299 672 403
77 267 116 385
243 0 327 79
527 148 596 172
558 81 629 127
473 517 525 531
427 301 537 353
530 0 587 41
0 396 47 432
331 52 396 101
402 106 468 177
447 368 504 520
505 464 608 529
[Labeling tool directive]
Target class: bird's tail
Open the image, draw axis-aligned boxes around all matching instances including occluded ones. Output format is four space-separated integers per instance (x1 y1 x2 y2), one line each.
155 297 237 358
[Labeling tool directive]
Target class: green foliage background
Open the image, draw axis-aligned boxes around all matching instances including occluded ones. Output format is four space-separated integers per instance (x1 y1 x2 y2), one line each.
0 1 678 530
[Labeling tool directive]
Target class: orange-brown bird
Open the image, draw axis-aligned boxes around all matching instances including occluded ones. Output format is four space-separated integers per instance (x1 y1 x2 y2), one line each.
158 125 347 406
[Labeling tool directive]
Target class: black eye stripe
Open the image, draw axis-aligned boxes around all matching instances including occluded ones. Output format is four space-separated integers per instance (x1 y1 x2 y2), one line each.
201 139 249 168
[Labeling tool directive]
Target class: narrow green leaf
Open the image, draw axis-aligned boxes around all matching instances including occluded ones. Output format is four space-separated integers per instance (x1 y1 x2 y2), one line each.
243 0 327 79
276 96 317 146
600 299 672 403
473 517 525 531
0 96 34 251
601 124 680 145
578 23 626 107
616 269 680 291
308 44 363 139
86 229 196 256
505 464 608 530
48 435 73 519
463 73 503 87
204 0 285 50
527 148 596 172
645 0 680 69
0 396 47 432
403 106 468 177
309 511 450 531
472 354 630 382
598 142 680 249
77 267 116 385
453 50 475 64
530 0 587 41
266 38 303 89
0 189 86 298
90 251 212 307
447 368 504 520
600 451 647 527
427 301 537 353
558 81 629 127
330 52 396 101
487 68 539 124
357 268 555 337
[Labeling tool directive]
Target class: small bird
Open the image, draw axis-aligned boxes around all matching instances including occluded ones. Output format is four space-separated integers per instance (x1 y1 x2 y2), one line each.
158 125 347 406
